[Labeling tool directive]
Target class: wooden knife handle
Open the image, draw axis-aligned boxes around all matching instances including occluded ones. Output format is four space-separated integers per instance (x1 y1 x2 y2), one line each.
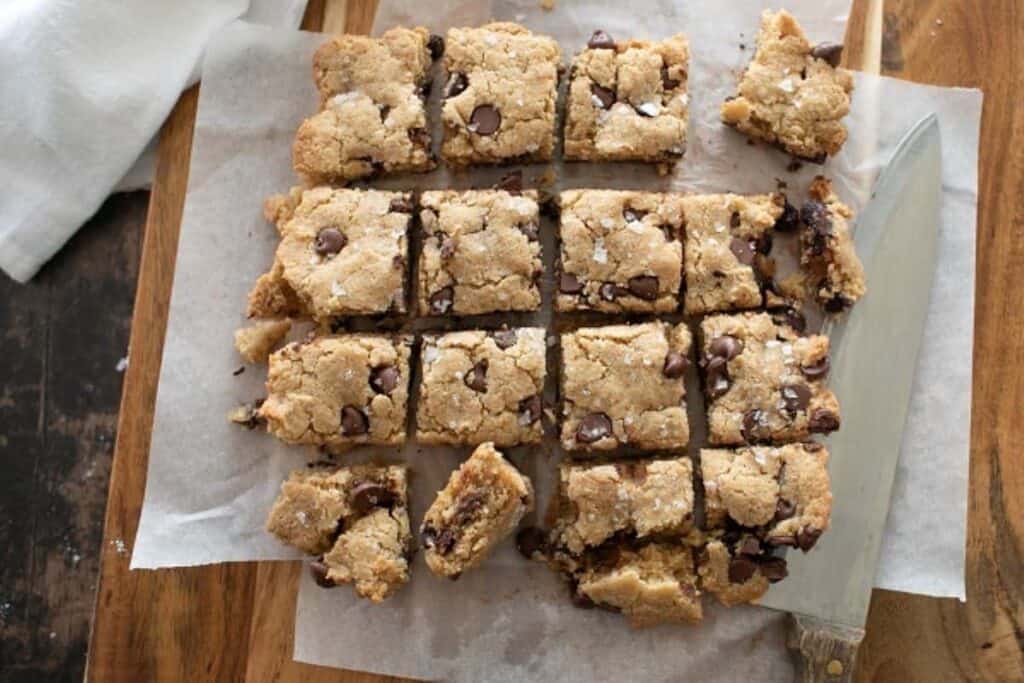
787 614 865 683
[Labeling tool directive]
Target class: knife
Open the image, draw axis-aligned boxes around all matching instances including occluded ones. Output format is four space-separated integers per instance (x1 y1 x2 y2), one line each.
758 113 943 682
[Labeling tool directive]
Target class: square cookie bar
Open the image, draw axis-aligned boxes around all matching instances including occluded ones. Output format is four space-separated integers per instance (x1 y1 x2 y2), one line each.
556 190 685 313
268 187 412 320
421 442 534 578
417 328 546 446
699 312 840 445
266 464 412 602
682 192 786 316
550 456 695 556
292 27 440 183
441 23 561 165
564 31 689 168
800 176 866 312
419 189 542 316
259 334 411 452
560 322 691 452
720 10 854 162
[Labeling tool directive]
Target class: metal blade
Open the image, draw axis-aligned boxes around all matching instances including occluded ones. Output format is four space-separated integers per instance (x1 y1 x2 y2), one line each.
760 114 943 628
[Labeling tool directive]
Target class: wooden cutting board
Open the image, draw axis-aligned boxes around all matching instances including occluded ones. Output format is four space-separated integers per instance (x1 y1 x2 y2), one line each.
85 0 1024 680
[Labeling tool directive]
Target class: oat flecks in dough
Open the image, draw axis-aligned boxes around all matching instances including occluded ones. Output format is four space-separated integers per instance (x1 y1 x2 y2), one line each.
800 176 866 312
720 10 854 161
419 190 542 315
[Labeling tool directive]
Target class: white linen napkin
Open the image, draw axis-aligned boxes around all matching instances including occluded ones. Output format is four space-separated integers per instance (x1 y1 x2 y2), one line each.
0 0 307 283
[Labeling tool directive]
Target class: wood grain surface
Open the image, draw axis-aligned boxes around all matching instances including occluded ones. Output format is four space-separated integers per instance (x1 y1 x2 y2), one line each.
85 0 1024 681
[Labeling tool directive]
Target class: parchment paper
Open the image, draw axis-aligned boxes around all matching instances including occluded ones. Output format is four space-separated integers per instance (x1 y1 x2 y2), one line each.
129 1 981 679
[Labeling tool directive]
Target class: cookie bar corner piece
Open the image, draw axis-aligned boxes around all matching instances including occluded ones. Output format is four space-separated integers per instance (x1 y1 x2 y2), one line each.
800 176 866 312
441 22 561 166
720 9 854 162
420 442 534 578
563 30 689 171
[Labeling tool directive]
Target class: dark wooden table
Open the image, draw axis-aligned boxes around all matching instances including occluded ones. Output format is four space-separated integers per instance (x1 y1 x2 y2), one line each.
78 0 1024 680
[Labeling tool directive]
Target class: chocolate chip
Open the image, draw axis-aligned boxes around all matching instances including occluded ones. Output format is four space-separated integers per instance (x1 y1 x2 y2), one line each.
389 196 413 214
516 527 548 559
590 83 615 109
810 42 844 67
663 352 689 379
775 199 800 231
781 383 812 414
709 335 744 360
728 555 757 583
408 127 430 149
771 306 807 334
559 272 584 295
491 329 518 349
310 560 336 588
378 105 391 123
314 228 347 256
429 286 454 314
340 405 369 436
623 208 647 223
759 557 789 582
587 30 615 50
801 200 832 239
453 492 485 524
422 525 456 555
437 233 455 258
445 72 468 98
495 170 523 194
738 536 762 556
729 238 756 266
809 409 840 433
824 295 853 313
775 498 796 522
369 365 400 394
801 356 830 380
350 481 397 514
469 105 501 135
730 211 741 228
519 394 542 424
464 360 488 393
661 65 680 90
797 526 823 551
428 34 445 60
705 356 731 399
518 222 539 241
742 409 765 443
627 274 659 300
767 534 798 548
576 412 612 443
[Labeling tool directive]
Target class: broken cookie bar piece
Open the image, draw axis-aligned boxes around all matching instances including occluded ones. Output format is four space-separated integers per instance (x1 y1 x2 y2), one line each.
416 328 546 447
269 187 411 320
556 190 685 314
560 322 691 452
259 334 411 452
700 443 832 550
550 456 695 557
292 27 439 183
573 542 703 627
266 464 411 602
234 318 292 364
681 192 786 316
699 312 840 445
441 23 561 166
421 442 534 578
564 32 689 170
419 189 542 316
246 259 306 320
697 535 786 607
721 10 854 162
800 176 866 312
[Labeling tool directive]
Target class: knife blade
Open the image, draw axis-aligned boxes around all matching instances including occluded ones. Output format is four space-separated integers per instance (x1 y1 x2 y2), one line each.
758 114 943 678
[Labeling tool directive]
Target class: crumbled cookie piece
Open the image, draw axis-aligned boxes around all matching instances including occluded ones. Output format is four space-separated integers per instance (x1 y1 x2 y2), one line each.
561 322 691 452
421 442 534 578
259 334 411 452
720 10 854 161
419 189 542 316
246 260 305 319
697 537 783 607
800 176 866 312
699 312 840 445
441 23 561 165
564 32 689 170
234 318 292 363
416 328 546 446
557 190 685 313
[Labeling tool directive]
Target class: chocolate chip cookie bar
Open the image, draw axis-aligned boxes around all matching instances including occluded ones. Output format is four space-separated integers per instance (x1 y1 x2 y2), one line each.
563 31 689 169
557 190 685 313
441 23 561 166
421 442 534 578
259 334 411 452
697 536 786 607
266 464 412 602
292 27 440 183
267 187 412 321
800 176 866 312
560 322 691 452
416 328 546 446
682 192 787 315
419 189 542 316
699 312 840 445
720 10 855 162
